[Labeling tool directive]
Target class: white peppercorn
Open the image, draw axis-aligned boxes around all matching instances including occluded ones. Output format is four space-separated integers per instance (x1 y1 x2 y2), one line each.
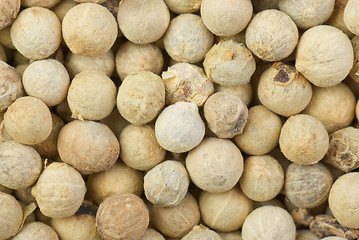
0 43 6 62
140 228 165 240
0 27 15 49
218 231 242 240
295 25 353 87
164 0 201 14
161 63 214 106
344 0 359 36
349 36 359 83
321 237 347 240
182 225 223 240
203 40 256 86
0 192 23 239
326 0 354 38
245 9 299 62
252 0 279 11
14 186 36 205
99 108 130 138
13 222 59 240
0 0 20 30
22 0 61 8
11 7 61 60
295 230 320 240
62 3 118 56
74 0 106 3
163 14 214 63
53 0 78 22
357 99 359 121
57 120 120 175
214 82 252 106
0 183 12 194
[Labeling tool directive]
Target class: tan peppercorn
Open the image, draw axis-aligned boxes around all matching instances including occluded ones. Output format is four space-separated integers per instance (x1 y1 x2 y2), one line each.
0 43 6 62
67 71 117 121
31 162 86 219
162 63 214 106
252 0 279 11
321 237 347 240
14 186 35 205
182 225 223 240
199 185 253 232
295 25 353 87
279 114 329 165
100 108 130 138
349 36 359 83
242 206 296 240
279 0 335 29
0 192 23 240
257 62 312 117
11 7 61 60
117 71 165 126
285 163 333 208
51 201 102 240
87 161 144 205
201 0 252 37
0 61 24 111
164 0 201 14
214 82 252 106
204 92 248 138
0 0 20 31
96 193 149 240
326 0 354 38
0 27 15 49
303 83 356 133
118 0 170 44
22 0 61 8
357 99 359 121
56 100 73 123
186 137 244 193
150 193 200 238
203 40 256 87
240 155 284 202
329 172 359 228
0 184 12 194
53 0 78 22
74 0 106 3
245 9 299 62
13 222 59 240
218 231 242 240
62 3 117 56
234 105 282 156
344 0 359 36
4 96 52 145
57 120 120 175
140 228 165 240
115 41 164 81
163 14 214 63
295 230 320 240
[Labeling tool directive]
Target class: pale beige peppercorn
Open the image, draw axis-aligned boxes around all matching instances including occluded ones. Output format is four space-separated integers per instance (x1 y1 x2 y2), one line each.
295 230 320 240
295 25 353 87
161 63 214 106
11 7 61 60
96 193 149 240
14 186 35 205
57 120 120 175
326 0 354 38
344 0 359 36
163 14 214 63
115 41 164 81
140 228 165 240
0 183 12 194
218 231 242 240
349 36 359 83
99 108 130 138
203 40 256 87
321 237 347 240
0 27 15 49
182 225 223 240
257 62 312 117
0 44 6 62
214 83 252 106
0 192 23 240
164 0 201 14
357 99 359 121
13 222 59 240
53 0 78 22
74 0 106 3
245 9 299 62
118 0 170 44
22 0 61 8
0 0 20 30
279 114 329 165
62 3 118 56
234 105 282 156
87 161 144 205
4 96 52 145
199 185 253 232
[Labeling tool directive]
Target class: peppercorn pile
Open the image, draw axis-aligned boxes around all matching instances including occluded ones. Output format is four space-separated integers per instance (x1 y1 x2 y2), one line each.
1 0 359 239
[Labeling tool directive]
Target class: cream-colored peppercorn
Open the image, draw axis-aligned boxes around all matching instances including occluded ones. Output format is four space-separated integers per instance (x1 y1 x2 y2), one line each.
57 120 120 175
117 71 165 125
62 3 117 56
0 140 42 190
199 185 253 232
0 27 15 49
182 225 223 240
4 96 52 145
201 0 252 37
51 201 102 240
22 0 61 8
67 71 117 121
100 108 130 137
0 0 20 30
344 0 359 36
87 161 143 205
245 9 298 62
218 231 242 240
163 14 214 63
329 172 359 228
325 127 359 172
204 92 248 138
118 0 170 44
295 25 353 87
321 237 347 240
13 222 59 240
162 63 214 106
0 61 24 111
96 193 149 240
140 228 165 240
242 206 296 240
164 0 201 14
285 163 333 208
144 160 189 206
155 102 205 153
186 137 243 193
115 41 164 81
0 192 23 240
303 83 356 133
31 162 86 218
350 36 359 83
279 114 329 165
295 230 320 240
240 155 284 202
357 99 359 121
203 40 256 87
214 83 252 106
279 0 335 29
14 186 35 205
234 105 282 156
120 124 165 171
74 0 106 3
56 100 73 123
257 62 312 117
11 7 61 60
326 0 354 38
150 193 200 238
53 0 78 22
66 50 115 78
23 59 70 107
